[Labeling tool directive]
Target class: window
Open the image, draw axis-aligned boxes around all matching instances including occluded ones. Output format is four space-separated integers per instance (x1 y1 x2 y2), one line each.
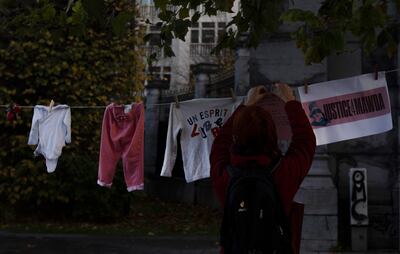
149 66 161 77
189 21 228 44
162 74 171 82
201 22 215 43
202 29 215 43
150 25 161 31
217 23 226 43
148 33 161 46
191 22 199 43
149 66 171 82
147 24 161 46
191 29 199 43
149 66 161 73
202 22 214 28
162 66 171 82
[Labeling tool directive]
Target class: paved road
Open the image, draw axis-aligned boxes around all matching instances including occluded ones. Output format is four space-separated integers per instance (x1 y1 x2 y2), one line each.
3 232 398 254
0 231 219 254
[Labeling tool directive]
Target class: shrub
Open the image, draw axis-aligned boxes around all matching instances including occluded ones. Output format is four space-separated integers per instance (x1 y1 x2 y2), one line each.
0 0 146 221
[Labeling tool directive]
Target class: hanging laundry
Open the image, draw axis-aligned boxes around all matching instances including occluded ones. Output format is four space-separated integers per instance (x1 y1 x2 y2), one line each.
97 103 144 192
28 105 71 173
161 98 241 182
6 103 21 121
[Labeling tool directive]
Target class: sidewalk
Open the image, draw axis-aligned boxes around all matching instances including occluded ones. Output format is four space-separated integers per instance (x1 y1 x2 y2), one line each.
0 231 219 254
1 231 398 254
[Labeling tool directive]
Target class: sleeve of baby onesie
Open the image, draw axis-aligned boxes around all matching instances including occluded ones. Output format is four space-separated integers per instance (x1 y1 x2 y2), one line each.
63 107 72 144
28 106 41 145
160 103 182 177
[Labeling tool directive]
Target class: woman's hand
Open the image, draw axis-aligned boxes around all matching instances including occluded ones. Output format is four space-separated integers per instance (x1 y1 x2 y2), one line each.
274 83 296 103
244 86 268 106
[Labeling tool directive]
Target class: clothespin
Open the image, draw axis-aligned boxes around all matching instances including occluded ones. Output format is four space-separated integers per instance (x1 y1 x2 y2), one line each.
49 99 55 112
374 65 378 80
230 88 236 102
304 79 309 94
175 95 180 108
133 91 142 103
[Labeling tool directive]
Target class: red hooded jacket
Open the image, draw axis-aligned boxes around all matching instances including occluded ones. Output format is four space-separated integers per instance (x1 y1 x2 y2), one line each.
210 100 316 254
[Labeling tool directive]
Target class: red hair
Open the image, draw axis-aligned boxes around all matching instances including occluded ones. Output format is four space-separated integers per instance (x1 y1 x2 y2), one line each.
232 105 280 156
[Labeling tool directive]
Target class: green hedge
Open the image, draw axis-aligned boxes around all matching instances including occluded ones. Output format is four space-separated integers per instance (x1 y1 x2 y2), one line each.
0 0 146 221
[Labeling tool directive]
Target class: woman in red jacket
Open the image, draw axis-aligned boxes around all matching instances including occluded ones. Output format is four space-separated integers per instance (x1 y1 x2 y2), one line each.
210 84 316 254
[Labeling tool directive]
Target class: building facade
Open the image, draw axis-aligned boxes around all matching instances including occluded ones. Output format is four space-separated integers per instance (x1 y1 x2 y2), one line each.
142 0 400 252
138 0 238 92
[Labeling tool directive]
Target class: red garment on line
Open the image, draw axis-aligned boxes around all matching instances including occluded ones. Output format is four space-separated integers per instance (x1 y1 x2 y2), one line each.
210 100 316 254
97 103 145 192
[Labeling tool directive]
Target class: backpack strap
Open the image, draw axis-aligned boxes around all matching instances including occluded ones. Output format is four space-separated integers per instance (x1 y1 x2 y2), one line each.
269 155 282 174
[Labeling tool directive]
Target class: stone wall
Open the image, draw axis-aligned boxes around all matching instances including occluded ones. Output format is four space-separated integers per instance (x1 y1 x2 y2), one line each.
239 33 399 252
294 156 338 253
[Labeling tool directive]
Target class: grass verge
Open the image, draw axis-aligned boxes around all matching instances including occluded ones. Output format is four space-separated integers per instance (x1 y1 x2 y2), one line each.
0 194 222 236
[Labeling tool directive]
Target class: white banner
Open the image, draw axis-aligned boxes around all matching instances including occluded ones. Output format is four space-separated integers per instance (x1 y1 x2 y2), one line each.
298 73 392 145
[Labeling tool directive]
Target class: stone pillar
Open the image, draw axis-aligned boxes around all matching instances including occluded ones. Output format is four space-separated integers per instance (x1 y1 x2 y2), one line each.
358 44 397 250
294 155 338 252
327 37 361 251
192 63 218 98
191 63 220 208
234 33 251 96
144 80 168 175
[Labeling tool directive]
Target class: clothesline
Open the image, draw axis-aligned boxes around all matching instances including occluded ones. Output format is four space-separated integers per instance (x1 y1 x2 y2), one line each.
1 68 400 109
0 102 173 109
0 105 107 109
384 68 400 74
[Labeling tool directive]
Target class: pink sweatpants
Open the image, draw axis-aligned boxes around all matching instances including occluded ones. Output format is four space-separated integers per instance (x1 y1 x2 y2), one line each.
97 103 144 192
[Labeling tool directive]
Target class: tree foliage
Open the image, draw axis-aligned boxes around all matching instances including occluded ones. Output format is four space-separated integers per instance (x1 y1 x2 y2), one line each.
281 0 399 64
146 0 399 65
0 0 146 220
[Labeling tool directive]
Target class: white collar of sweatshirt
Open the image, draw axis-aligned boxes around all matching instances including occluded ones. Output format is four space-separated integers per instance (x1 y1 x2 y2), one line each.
28 104 71 173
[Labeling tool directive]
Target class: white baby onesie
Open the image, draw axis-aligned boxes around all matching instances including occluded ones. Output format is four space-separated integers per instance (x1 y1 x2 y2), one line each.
161 98 241 182
28 105 71 173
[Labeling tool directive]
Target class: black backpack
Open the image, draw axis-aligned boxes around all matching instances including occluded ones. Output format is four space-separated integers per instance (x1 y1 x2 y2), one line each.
220 156 293 254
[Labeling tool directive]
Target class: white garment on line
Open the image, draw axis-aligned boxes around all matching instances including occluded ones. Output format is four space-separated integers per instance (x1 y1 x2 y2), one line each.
161 98 241 182
28 105 71 173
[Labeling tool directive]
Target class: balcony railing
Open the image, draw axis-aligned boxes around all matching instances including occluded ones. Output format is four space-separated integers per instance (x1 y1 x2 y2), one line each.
139 5 159 20
210 66 235 84
142 45 163 58
190 43 216 57
190 43 234 58
138 5 179 20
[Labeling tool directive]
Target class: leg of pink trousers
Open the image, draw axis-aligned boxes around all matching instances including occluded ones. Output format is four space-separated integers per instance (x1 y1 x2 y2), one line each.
122 104 144 192
98 106 121 188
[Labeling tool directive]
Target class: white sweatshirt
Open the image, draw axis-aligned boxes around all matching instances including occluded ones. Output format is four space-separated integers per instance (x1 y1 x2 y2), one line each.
161 98 241 182
28 105 71 173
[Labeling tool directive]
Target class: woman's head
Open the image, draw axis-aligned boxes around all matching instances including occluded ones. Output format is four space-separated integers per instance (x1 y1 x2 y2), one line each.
232 105 280 157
